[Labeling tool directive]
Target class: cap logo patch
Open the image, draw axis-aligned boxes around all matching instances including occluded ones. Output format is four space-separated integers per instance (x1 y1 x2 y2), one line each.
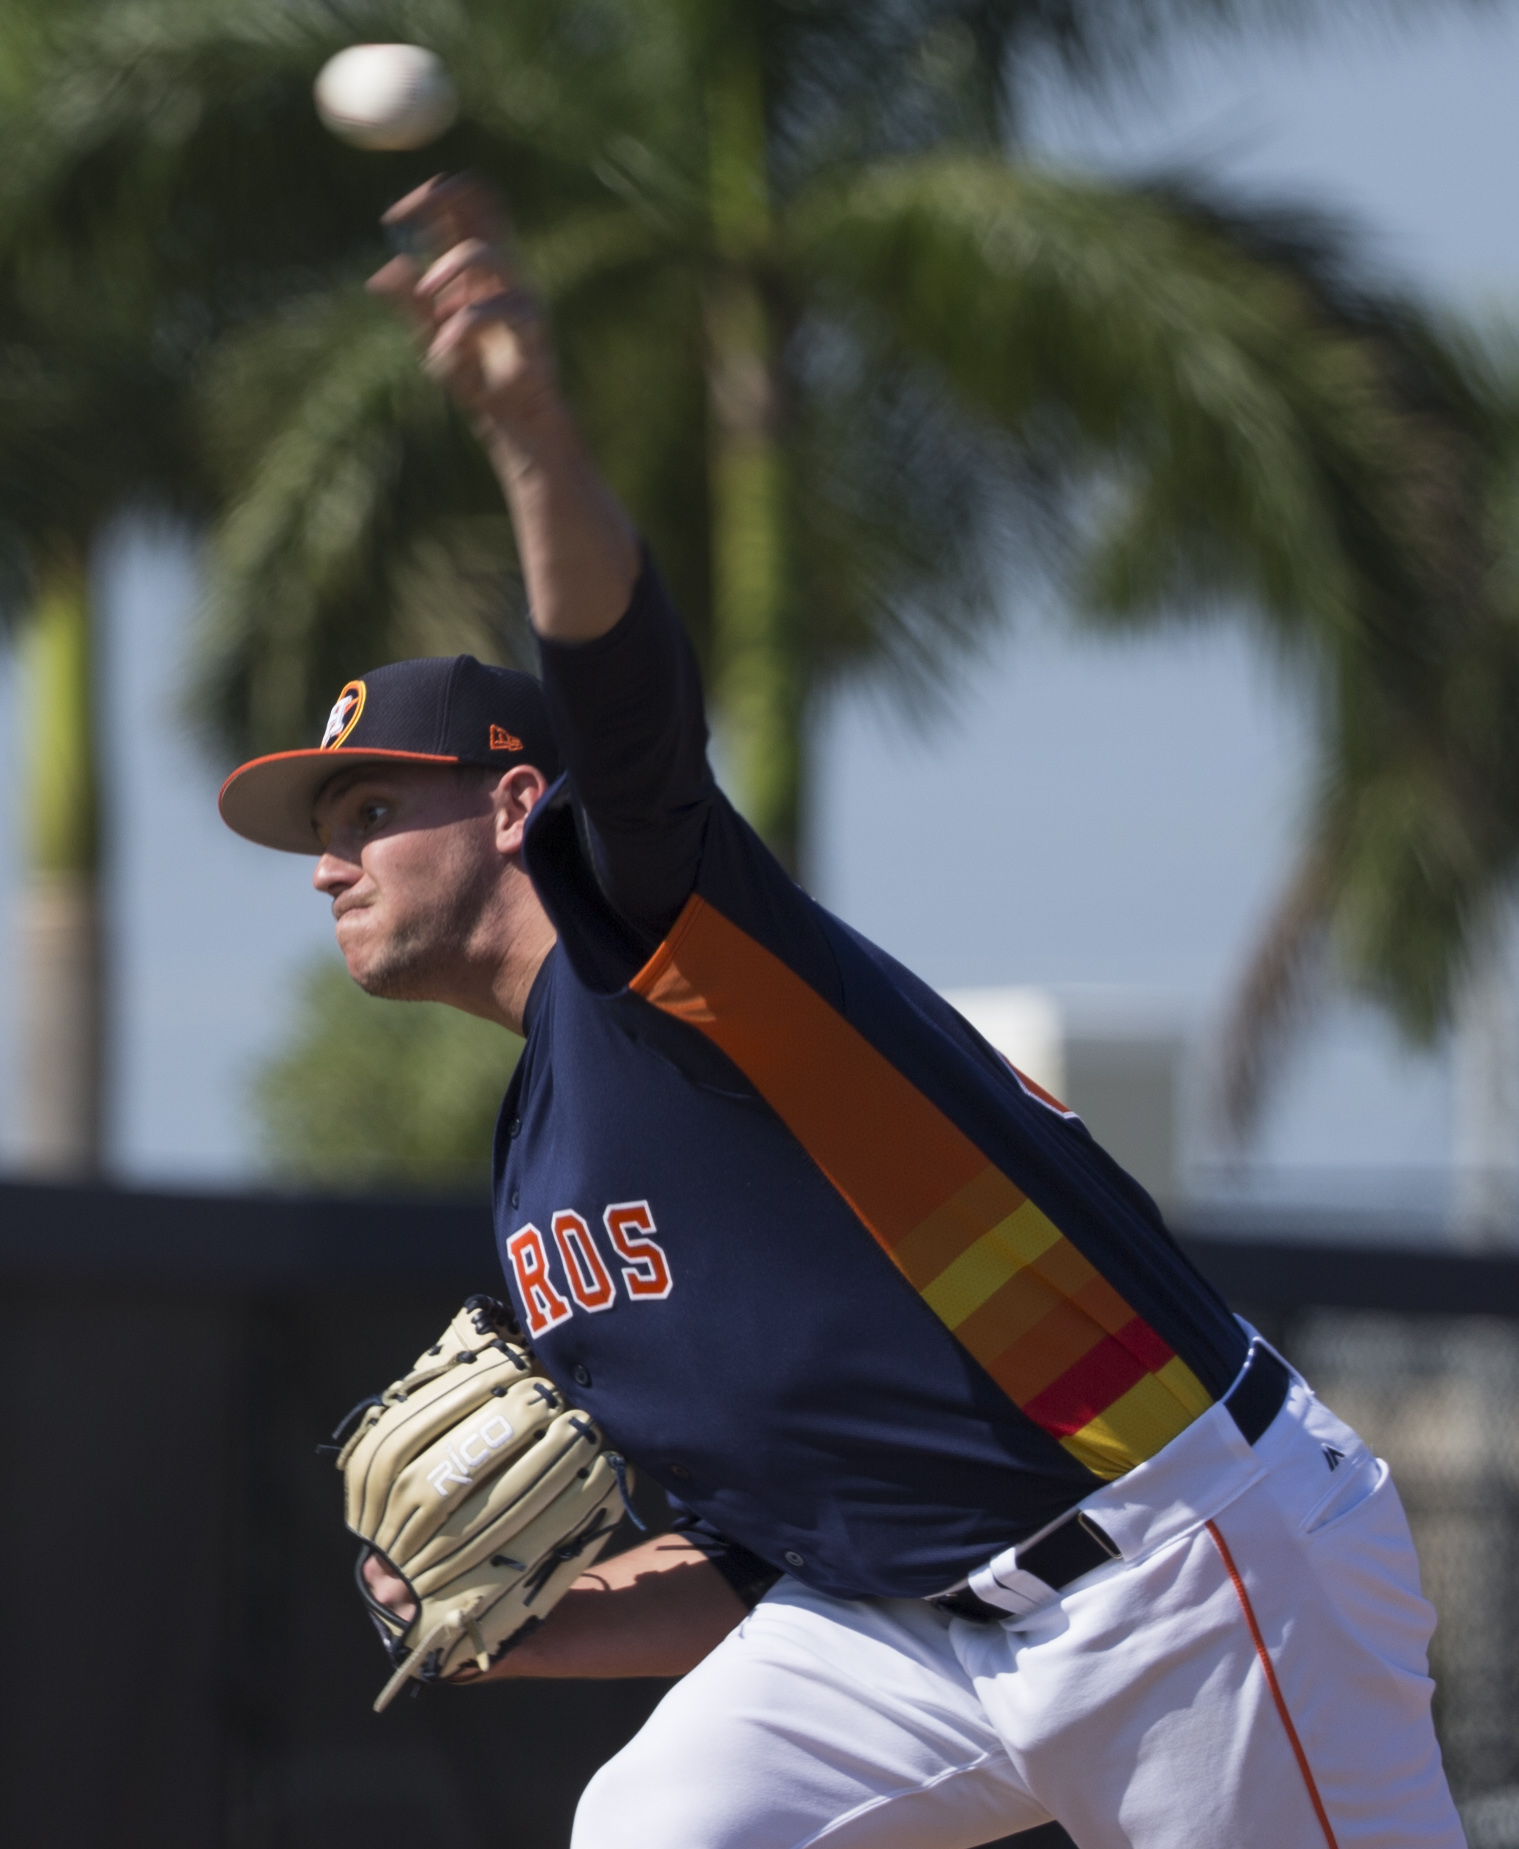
321 680 366 750
489 724 523 752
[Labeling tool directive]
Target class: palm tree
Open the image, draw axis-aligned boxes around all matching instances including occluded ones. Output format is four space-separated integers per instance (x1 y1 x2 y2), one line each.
1215 320 1519 1139
0 85 194 1170
3 0 1491 865
0 0 1506 1184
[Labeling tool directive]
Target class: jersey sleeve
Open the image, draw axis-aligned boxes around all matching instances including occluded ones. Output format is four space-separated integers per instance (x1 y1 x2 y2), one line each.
534 553 715 941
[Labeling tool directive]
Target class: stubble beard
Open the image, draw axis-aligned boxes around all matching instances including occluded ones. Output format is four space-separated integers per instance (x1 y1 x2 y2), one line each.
349 860 499 1004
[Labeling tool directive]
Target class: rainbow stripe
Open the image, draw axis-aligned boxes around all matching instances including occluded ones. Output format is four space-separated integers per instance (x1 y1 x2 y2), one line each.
632 896 1212 1479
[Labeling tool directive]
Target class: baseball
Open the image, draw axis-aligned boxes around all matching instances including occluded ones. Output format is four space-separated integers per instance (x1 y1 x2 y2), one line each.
313 44 458 151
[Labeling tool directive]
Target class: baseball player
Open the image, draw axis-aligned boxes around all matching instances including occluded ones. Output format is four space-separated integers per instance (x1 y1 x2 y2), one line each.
219 175 1463 1848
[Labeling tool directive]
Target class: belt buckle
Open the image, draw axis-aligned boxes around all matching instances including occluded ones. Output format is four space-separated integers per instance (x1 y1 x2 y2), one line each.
966 1508 1122 1618
967 1533 1066 1617
967 1556 1058 1618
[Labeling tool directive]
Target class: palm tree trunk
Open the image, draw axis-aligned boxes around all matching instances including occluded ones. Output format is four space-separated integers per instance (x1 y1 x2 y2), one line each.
18 548 104 1176
703 34 801 872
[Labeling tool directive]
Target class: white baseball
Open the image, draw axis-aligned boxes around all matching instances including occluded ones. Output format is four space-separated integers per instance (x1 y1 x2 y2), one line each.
314 44 459 151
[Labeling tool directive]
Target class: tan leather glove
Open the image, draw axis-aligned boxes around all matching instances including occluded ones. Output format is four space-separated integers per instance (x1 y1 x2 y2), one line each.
334 1295 626 1710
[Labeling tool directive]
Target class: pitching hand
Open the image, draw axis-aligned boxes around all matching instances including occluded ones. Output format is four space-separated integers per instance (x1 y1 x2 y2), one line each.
370 170 638 644
369 172 558 443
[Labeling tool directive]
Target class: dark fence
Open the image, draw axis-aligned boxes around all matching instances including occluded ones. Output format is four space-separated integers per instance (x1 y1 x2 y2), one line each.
1 1181 1511 1848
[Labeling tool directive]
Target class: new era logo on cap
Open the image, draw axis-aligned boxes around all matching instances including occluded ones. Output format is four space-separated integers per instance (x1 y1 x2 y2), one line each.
218 654 562 854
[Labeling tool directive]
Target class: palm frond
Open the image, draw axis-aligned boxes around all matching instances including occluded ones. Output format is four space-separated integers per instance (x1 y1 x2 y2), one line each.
784 316 1052 704
1219 320 1519 1116
793 159 1487 667
192 197 700 754
1217 833 1335 1134
763 0 1470 176
0 0 667 336
193 290 520 756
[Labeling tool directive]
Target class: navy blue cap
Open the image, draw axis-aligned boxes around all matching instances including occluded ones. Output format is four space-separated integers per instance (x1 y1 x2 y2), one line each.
219 655 561 853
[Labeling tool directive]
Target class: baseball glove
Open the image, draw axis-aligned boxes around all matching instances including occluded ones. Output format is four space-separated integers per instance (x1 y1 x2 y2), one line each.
332 1294 627 1711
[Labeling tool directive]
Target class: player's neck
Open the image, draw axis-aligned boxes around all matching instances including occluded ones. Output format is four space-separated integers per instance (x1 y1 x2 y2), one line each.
489 898 557 1037
471 857 557 1035
417 863 556 1036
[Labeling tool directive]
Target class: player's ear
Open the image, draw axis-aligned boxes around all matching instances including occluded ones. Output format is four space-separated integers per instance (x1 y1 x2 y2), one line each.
490 764 549 856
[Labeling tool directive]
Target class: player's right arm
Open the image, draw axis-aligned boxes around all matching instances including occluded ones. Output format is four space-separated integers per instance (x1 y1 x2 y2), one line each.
371 174 639 648
372 173 716 942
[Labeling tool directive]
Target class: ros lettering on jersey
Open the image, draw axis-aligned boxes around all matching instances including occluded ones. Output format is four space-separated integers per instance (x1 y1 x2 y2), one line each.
604 1201 673 1299
506 1199 673 1335
504 1224 572 1335
552 1210 616 1312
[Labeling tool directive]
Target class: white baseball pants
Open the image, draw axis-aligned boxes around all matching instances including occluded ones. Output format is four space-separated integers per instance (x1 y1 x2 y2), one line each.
572 1359 1463 1849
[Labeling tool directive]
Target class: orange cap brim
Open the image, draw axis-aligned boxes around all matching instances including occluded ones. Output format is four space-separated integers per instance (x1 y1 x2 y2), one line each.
218 747 461 854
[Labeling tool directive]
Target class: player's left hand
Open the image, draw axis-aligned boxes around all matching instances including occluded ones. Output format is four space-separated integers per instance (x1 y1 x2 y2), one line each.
361 1550 417 1626
369 172 560 443
361 1551 489 1682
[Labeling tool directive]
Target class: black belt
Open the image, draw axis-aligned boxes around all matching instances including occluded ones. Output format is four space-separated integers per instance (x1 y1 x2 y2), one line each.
932 1342 1291 1623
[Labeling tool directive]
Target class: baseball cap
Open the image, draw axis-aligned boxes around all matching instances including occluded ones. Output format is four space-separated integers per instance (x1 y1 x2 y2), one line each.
218 655 562 853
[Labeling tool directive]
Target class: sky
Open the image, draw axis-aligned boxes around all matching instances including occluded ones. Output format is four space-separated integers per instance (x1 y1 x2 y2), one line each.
4 4 1519 1206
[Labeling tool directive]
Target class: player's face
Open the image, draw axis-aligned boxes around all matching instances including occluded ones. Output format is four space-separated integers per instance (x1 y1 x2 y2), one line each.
311 765 500 999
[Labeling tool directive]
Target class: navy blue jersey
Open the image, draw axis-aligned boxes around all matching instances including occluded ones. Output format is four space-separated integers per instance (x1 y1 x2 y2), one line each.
493 558 1246 1602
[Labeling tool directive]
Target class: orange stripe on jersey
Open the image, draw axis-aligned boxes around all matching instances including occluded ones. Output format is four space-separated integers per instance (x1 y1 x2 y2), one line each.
632 895 1212 1478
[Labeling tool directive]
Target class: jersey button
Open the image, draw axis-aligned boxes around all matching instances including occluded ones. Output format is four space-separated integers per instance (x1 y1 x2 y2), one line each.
667 1463 691 1481
572 1364 592 1387
508 1117 522 1139
783 1550 805 1570
509 1189 520 1208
